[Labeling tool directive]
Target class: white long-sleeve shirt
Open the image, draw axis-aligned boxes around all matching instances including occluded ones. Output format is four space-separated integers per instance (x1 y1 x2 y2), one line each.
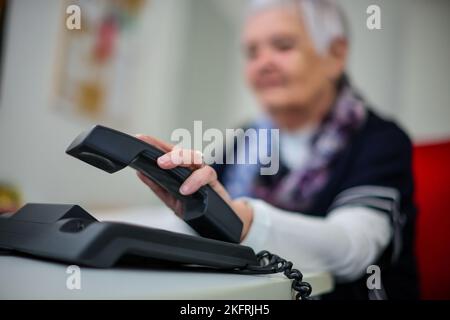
240 198 392 282
239 128 393 282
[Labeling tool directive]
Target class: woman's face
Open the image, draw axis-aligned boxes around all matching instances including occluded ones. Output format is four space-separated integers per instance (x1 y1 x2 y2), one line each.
242 7 344 129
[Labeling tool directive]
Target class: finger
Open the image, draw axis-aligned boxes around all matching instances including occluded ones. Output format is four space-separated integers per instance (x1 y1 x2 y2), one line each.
135 134 174 153
157 148 204 170
179 166 217 195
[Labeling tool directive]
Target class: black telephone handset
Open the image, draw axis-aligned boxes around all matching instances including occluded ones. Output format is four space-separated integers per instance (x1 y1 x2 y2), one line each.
65 125 243 244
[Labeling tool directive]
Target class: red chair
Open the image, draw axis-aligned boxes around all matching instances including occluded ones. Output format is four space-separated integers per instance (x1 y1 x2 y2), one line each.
413 140 450 300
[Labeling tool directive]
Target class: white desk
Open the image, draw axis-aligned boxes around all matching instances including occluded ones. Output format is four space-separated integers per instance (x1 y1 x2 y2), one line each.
0 255 333 300
0 205 334 299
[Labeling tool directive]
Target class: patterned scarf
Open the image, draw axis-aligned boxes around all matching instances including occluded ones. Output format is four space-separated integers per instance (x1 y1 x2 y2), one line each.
223 80 367 212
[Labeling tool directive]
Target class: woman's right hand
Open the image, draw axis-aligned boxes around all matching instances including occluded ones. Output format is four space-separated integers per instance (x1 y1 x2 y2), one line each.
135 134 254 241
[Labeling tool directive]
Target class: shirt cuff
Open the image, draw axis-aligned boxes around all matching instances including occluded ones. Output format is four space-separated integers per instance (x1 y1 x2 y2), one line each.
236 197 272 252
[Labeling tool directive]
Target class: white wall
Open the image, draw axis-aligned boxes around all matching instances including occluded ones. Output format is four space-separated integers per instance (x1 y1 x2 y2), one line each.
173 0 238 130
340 0 450 141
340 0 405 117
0 0 190 209
396 0 450 142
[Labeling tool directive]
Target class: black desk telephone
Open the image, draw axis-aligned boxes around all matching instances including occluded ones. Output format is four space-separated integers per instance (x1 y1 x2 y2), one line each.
0 125 312 299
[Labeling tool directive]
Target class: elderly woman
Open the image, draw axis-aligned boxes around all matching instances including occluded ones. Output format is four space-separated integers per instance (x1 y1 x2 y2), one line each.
137 0 418 300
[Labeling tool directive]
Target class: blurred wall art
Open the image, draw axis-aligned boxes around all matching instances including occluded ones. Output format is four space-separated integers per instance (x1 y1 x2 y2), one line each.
53 0 148 124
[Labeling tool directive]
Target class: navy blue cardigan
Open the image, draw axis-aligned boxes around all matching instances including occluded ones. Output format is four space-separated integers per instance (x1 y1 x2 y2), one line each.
213 110 419 300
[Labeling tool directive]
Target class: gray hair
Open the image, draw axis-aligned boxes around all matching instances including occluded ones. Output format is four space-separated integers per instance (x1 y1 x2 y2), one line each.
247 0 350 54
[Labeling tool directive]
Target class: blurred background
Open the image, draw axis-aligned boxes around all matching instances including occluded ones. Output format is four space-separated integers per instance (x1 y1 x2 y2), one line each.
0 0 449 208
0 0 449 300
